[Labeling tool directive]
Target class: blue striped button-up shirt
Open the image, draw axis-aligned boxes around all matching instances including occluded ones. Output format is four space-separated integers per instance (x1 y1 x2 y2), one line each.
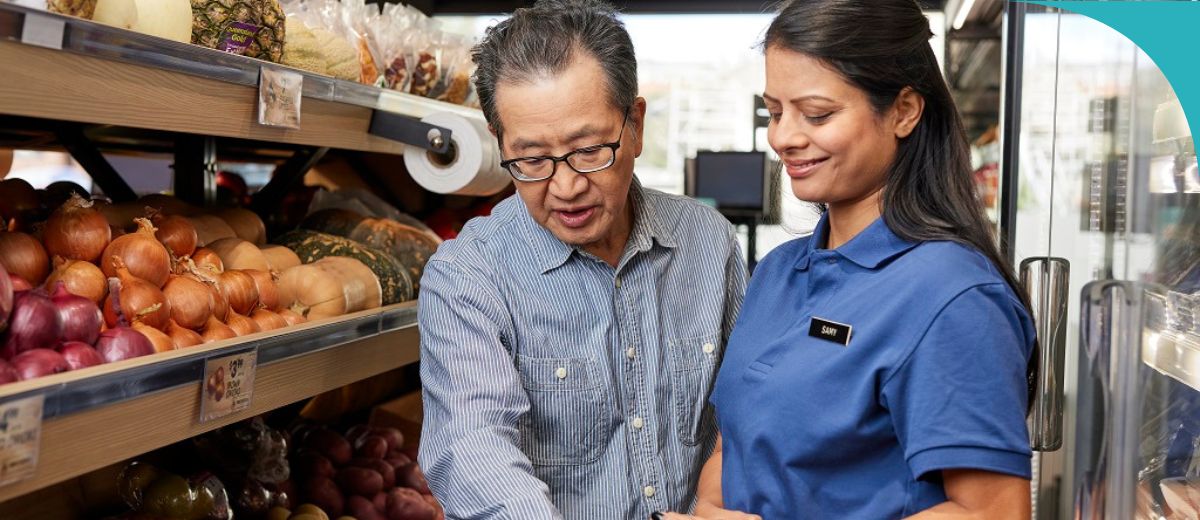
418 179 747 520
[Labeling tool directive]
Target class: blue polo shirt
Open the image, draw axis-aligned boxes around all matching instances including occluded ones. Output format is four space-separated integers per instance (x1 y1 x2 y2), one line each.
710 215 1035 519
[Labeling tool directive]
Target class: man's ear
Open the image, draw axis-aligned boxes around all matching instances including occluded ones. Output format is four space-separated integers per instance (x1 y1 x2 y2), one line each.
631 97 647 158
891 87 924 139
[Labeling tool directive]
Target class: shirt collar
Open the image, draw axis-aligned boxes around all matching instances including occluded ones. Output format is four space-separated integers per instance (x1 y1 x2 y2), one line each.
795 213 919 271
522 176 677 274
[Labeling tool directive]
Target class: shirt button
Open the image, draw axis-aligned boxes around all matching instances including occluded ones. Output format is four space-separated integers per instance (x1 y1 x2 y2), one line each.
632 417 644 429
643 485 656 498
702 343 715 354
615 277 622 288
626 347 636 359
555 367 568 379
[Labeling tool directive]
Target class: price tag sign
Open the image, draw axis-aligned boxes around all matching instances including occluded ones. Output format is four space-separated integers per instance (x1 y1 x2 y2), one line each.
0 394 44 486
200 349 257 423
21 12 65 51
258 66 303 129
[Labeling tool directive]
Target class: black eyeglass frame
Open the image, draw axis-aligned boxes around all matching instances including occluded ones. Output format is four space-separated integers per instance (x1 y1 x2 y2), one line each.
499 108 631 182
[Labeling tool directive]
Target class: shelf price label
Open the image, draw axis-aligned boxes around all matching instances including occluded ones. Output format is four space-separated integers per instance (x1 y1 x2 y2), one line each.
200 349 257 423
258 66 303 129
0 394 44 487
21 12 65 51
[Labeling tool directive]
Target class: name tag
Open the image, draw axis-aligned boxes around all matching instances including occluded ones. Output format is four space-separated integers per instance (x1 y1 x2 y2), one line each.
809 317 852 346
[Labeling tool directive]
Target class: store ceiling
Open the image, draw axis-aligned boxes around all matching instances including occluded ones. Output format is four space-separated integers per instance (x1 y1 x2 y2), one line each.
369 0 948 15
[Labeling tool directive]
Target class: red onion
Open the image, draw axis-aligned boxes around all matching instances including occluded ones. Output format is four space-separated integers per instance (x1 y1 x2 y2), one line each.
49 282 102 345
2 289 62 359
95 326 154 363
0 263 10 334
9 273 32 292
0 359 16 384
12 348 70 380
58 341 105 370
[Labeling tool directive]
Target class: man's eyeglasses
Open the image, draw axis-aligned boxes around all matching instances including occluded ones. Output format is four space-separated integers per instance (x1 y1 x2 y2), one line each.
500 109 629 182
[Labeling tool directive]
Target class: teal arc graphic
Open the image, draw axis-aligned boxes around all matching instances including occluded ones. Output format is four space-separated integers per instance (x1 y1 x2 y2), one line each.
1020 1 1200 142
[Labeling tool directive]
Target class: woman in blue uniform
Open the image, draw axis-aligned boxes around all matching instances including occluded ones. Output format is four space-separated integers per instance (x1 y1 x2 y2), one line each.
659 0 1037 518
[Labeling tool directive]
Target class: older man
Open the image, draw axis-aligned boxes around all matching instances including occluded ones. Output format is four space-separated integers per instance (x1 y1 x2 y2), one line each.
417 1 747 518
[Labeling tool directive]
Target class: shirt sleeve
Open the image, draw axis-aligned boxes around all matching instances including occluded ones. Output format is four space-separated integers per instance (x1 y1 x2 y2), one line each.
722 230 749 346
881 283 1035 481
417 257 564 520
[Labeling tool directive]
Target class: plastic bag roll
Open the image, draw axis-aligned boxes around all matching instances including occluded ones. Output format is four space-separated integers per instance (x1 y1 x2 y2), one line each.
403 112 512 196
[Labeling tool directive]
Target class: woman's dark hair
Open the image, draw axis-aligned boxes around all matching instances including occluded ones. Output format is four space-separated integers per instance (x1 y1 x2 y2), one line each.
765 0 1039 409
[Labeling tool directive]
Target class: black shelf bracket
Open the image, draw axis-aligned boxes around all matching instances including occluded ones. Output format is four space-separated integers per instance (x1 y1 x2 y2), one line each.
55 124 137 203
173 135 219 207
368 110 454 154
250 146 329 216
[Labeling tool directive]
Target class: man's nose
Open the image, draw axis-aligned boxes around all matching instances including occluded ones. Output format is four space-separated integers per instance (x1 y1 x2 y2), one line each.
548 163 588 200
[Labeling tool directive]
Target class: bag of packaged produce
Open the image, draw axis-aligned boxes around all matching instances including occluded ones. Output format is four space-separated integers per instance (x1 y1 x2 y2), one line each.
407 20 442 98
280 0 357 81
190 0 286 63
434 35 475 105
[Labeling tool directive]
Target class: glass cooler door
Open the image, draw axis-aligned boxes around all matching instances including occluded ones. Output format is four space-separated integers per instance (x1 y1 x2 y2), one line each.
1004 5 1199 519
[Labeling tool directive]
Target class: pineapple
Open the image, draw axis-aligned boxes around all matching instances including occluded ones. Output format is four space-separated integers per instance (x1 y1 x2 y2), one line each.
47 0 98 18
190 0 285 63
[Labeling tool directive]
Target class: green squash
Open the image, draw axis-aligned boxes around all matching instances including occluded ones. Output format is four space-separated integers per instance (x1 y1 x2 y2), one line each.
275 230 413 304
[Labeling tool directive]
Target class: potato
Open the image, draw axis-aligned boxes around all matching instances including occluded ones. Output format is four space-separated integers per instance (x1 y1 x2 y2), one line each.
346 424 373 449
337 467 384 497
385 488 436 520
422 495 444 520
306 429 353 465
385 452 412 471
397 463 431 495
347 495 386 520
351 458 396 489
371 427 405 453
294 452 336 480
288 515 324 520
293 504 329 520
267 506 292 520
303 478 344 517
356 436 389 460
372 491 388 512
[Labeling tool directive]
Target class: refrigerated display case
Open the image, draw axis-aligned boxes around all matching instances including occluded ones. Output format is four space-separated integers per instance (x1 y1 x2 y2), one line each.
1003 4 1200 519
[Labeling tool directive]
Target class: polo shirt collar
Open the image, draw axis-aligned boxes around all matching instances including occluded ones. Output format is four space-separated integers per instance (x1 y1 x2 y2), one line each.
795 213 919 271
523 176 676 274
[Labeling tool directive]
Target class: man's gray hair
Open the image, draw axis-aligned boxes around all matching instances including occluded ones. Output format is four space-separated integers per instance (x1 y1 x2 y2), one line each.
471 0 638 140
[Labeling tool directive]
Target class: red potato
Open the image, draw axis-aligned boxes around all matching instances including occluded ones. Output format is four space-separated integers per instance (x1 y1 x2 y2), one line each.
303 477 344 517
293 451 336 480
306 429 352 465
397 463 431 495
351 458 396 489
346 424 373 449
336 467 384 497
422 495 444 520
385 488 435 520
371 427 405 453
347 495 386 520
386 452 412 471
372 491 388 512
356 436 388 460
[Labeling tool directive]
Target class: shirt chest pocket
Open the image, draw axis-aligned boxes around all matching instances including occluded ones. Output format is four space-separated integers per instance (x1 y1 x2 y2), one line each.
516 355 611 466
669 333 722 447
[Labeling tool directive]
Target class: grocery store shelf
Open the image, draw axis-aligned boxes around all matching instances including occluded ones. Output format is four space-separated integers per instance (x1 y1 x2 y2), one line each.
0 302 420 503
0 3 482 155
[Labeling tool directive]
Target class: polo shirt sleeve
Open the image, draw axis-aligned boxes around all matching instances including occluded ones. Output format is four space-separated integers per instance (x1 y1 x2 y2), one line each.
881 283 1035 481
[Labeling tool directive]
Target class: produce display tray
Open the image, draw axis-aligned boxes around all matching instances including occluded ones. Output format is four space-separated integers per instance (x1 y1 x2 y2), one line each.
0 2 482 155
0 302 420 503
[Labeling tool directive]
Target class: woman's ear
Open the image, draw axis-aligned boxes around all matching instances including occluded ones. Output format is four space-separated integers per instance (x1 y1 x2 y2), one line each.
892 87 925 139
